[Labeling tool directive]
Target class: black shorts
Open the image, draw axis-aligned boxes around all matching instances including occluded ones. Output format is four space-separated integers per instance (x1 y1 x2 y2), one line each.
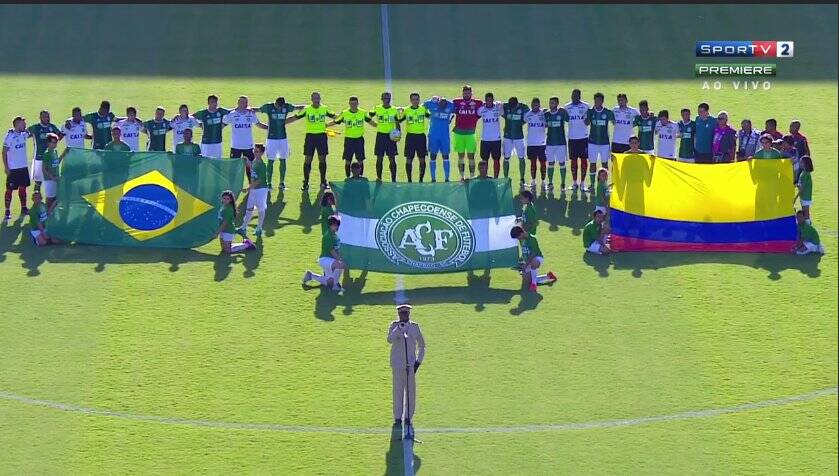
374 132 397 158
568 138 589 159
480 140 502 161
404 133 427 159
6 167 30 189
343 137 365 161
695 152 713 163
230 148 255 160
526 145 547 160
304 133 328 156
611 142 630 153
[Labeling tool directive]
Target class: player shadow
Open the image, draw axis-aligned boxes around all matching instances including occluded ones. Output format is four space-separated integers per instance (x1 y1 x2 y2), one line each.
0 219 24 264
261 190 289 237
384 424 421 475
242 236 265 278
271 190 321 235
536 189 593 236
583 251 823 280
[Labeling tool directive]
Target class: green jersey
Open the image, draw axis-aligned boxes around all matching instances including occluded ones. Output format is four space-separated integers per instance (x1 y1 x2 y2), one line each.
545 109 569 146
335 109 371 139
175 142 201 156
320 206 334 235
586 107 615 145
503 103 529 140
798 170 813 201
370 105 398 134
144 119 171 151
83 112 117 149
520 234 542 261
798 222 820 245
41 148 60 179
193 108 230 145
321 230 340 259
633 114 657 150
250 159 268 188
678 120 696 159
27 122 61 159
218 205 236 233
595 182 609 207
398 106 429 135
754 148 782 159
582 220 602 248
296 105 335 134
29 202 48 230
522 203 538 234
259 103 296 140
102 140 131 152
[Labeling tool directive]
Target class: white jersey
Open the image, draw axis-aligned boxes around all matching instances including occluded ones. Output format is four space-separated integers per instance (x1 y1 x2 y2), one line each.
3 129 31 169
564 101 590 140
387 320 426 368
116 119 143 151
477 101 503 141
612 106 639 144
524 110 547 146
223 109 258 150
655 121 680 159
61 119 87 148
171 116 200 145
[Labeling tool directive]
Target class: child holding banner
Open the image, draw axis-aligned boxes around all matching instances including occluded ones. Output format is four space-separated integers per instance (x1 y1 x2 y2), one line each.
217 190 255 254
303 215 345 293
583 210 611 255
510 225 556 292
796 155 813 224
793 210 824 255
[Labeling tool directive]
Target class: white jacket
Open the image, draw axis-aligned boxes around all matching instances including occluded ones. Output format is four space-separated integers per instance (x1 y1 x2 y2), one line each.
387 320 426 369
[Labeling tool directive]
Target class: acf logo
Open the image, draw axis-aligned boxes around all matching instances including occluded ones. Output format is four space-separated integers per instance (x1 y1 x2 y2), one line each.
375 201 475 270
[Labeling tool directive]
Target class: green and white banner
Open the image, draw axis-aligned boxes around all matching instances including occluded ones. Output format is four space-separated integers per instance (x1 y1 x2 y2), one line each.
330 179 520 274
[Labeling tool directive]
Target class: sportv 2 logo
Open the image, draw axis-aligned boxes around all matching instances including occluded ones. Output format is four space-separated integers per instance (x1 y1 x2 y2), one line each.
375 201 475 270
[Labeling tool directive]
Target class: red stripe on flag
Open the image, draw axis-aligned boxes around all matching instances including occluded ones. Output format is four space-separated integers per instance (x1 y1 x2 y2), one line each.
610 235 795 253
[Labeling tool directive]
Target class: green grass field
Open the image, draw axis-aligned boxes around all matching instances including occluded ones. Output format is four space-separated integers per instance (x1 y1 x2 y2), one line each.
1 5 837 475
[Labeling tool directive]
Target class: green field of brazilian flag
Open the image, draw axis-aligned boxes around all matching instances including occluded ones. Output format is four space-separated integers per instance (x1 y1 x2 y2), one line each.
0 4 836 475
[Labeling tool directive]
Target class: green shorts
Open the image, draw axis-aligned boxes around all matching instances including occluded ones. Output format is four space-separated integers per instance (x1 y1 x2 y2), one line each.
453 132 477 154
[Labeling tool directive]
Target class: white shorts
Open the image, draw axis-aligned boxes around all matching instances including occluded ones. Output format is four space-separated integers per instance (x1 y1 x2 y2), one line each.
546 145 567 164
677 157 695 163
30 229 43 244
30 159 43 182
266 138 290 160
801 199 812 207
200 143 223 159
523 256 544 270
220 232 235 242
587 143 611 165
503 138 525 159
318 256 336 272
586 241 604 254
246 187 268 209
798 242 825 255
42 180 57 198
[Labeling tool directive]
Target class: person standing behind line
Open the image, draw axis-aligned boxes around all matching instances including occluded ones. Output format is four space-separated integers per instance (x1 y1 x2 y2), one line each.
116 107 144 152
397 92 429 182
633 100 656 155
370 91 400 183
4 116 32 221
736 119 760 161
103 126 132 152
525 98 548 191
41 133 61 212
143 106 172 152
192 95 230 159
584 92 615 191
611 93 638 153
239 143 269 238
752 134 782 159
677 108 696 163
693 102 715 163
84 100 118 150
564 89 590 191
295 91 336 191
502 97 529 188
27 110 62 193
452 85 484 180
171 104 201 147
259 97 304 190
712 111 736 163
174 128 202 156
654 110 679 160
788 120 810 159
329 96 376 178
424 96 455 182
387 304 425 429
477 92 503 178
761 118 783 141
543 98 570 192
224 96 268 183
61 107 90 149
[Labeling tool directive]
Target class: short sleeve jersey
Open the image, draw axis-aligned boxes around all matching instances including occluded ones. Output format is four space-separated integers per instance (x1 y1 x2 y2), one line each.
41 148 60 178
520 234 542 260
250 159 268 188
144 119 171 151
595 181 609 207
398 106 430 135
798 170 812 201
370 105 399 134
175 142 202 156
424 100 455 137
259 103 296 140
524 110 547 146
612 106 639 144
678 120 696 159
754 148 782 159
222 110 258 150
477 102 503 141
655 121 680 159
452 98 484 134
522 202 538 234
171 116 200 145
103 140 131 152
61 119 87 148
634 114 657 150
26 122 61 159
502 103 529 140
84 112 117 149
694 115 716 154
116 119 143 151
296 105 335 134
193 108 230 145
798 222 820 245
586 107 615 145
564 101 590 140
545 109 570 146
29 202 48 230
218 206 236 233
3 129 30 169
582 220 602 247
321 230 341 259
335 109 370 139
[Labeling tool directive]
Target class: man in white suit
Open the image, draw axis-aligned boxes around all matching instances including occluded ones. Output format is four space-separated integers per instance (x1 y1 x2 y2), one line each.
387 304 426 431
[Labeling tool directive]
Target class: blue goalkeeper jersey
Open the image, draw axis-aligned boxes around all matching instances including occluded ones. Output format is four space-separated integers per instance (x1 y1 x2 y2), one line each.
424 100 455 137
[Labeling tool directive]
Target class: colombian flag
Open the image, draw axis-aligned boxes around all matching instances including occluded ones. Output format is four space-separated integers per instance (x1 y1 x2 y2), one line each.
48 149 244 248
609 153 798 253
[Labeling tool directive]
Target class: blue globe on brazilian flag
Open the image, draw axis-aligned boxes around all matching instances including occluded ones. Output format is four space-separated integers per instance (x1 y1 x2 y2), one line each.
48 149 244 248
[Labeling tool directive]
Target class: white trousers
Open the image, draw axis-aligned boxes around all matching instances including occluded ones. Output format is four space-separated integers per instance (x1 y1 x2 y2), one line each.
392 367 417 420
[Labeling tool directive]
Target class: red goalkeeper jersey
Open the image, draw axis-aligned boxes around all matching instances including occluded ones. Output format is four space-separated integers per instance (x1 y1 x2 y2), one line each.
452 98 484 134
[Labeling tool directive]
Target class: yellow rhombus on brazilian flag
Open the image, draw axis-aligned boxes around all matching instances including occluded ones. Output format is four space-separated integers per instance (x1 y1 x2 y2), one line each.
47 148 244 248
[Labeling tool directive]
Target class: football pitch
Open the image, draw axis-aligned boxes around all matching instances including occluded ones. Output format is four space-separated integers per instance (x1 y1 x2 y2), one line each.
0 5 837 474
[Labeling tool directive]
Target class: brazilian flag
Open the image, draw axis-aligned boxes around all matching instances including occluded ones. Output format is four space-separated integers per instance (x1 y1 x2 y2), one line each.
48 149 244 248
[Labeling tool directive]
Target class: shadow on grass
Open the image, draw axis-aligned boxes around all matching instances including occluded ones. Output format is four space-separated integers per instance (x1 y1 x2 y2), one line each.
384 424 421 476
536 188 593 236
583 250 823 280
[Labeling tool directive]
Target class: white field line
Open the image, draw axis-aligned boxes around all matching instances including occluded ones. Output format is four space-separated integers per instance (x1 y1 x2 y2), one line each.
0 387 834 436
